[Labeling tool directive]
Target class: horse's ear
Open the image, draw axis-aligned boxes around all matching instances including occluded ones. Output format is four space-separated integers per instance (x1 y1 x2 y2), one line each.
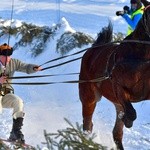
141 4 150 35
143 5 150 20
142 5 149 19
144 5 150 11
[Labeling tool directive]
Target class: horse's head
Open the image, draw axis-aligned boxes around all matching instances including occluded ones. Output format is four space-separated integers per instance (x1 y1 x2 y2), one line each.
142 5 150 36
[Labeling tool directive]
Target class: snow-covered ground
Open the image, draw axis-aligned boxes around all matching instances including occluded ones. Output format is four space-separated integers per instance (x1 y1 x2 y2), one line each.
0 0 149 149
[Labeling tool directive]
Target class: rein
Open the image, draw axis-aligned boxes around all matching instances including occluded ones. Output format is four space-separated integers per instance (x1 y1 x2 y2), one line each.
8 73 79 79
40 42 119 71
41 56 82 71
6 76 109 85
8 39 150 85
40 40 150 71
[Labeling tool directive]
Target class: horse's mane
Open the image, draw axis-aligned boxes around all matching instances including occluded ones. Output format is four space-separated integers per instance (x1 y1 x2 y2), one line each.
92 21 113 47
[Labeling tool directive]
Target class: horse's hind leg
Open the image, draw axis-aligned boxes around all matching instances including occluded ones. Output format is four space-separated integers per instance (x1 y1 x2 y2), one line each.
79 82 101 132
113 104 124 150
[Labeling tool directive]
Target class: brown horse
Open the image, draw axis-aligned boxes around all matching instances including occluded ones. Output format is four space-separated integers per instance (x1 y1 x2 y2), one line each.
79 6 150 150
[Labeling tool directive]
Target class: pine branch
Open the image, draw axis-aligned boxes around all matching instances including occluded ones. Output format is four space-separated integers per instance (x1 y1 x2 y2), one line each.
41 118 108 150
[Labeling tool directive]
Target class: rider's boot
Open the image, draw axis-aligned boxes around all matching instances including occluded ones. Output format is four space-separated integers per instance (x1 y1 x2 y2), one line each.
9 117 25 144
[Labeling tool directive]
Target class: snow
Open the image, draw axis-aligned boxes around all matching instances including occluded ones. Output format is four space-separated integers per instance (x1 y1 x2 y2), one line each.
0 0 149 150
0 19 22 28
60 17 76 33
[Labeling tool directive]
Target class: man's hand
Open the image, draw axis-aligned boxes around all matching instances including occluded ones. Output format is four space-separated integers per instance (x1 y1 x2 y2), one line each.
116 11 125 16
33 66 42 71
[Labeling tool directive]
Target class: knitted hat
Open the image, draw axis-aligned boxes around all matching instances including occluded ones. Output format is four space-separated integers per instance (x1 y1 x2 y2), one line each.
0 43 13 56
131 0 140 3
130 0 142 10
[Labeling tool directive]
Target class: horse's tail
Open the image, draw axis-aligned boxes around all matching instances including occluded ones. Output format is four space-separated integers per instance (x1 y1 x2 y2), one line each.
92 21 113 46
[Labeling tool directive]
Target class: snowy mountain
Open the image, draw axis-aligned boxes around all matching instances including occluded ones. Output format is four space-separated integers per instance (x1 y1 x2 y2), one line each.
0 0 149 150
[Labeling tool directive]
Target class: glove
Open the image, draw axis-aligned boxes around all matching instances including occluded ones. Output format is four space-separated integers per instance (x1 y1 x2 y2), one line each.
116 11 124 16
123 5 130 14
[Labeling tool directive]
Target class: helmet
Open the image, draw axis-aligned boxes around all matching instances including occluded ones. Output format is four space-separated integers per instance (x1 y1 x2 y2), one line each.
0 43 13 56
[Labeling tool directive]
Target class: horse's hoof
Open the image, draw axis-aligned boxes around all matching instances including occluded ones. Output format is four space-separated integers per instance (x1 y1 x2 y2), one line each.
83 130 92 134
83 122 93 132
115 140 124 150
124 119 133 128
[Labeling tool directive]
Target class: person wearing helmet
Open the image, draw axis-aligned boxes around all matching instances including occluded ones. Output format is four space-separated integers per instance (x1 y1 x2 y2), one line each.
0 43 42 144
116 0 144 35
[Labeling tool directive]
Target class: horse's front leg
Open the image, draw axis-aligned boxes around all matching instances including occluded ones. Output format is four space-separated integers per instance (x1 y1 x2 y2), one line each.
79 82 100 132
82 102 96 132
113 104 124 150
113 82 137 128
122 101 137 128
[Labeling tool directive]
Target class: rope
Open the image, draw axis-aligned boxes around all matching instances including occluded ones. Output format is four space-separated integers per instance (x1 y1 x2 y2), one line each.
41 56 82 71
39 42 118 67
120 39 150 45
5 38 150 84
8 39 150 81
1 0 15 92
39 39 150 71
39 48 87 67
7 0 14 46
3 0 15 72
8 73 79 79
6 76 109 85
5 39 150 82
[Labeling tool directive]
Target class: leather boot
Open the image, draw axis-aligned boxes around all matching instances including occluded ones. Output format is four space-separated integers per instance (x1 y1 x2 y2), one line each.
9 117 25 144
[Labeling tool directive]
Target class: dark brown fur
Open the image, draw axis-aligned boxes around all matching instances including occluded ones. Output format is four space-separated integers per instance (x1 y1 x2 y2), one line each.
79 7 150 150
